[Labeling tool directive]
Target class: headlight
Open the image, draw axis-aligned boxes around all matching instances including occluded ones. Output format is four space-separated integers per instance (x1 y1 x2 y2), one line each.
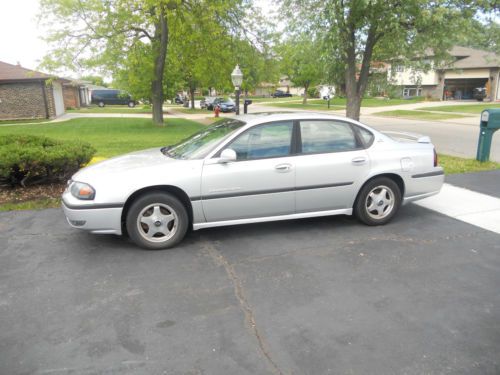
70 181 96 200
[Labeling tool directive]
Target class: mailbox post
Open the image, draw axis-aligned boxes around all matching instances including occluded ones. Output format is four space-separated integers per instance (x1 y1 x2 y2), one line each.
476 109 500 162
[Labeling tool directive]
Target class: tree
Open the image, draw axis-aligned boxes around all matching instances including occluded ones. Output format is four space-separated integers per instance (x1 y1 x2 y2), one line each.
278 36 324 104
281 0 495 120
39 0 249 125
459 18 500 54
79 75 108 87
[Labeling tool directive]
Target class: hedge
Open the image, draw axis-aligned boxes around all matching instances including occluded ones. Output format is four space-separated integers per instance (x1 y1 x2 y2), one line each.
0 135 95 187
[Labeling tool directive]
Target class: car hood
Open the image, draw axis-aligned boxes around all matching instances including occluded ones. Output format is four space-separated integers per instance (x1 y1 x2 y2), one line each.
73 148 177 182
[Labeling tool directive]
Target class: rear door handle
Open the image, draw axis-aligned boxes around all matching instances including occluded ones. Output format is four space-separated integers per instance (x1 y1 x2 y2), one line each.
352 157 367 165
275 163 292 172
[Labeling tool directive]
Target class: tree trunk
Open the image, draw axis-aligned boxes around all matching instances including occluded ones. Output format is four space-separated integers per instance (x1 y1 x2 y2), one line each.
151 7 168 125
346 94 362 119
302 83 309 105
190 86 195 109
344 22 378 121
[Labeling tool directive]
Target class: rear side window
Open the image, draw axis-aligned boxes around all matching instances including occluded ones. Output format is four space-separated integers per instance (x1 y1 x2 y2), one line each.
299 120 359 154
355 126 375 147
229 121 293 160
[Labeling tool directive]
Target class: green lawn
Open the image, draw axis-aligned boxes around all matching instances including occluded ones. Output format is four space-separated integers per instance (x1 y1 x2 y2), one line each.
265 101 345 110
439 154 500 174
308 97 430 107
419 103 500 114
0 118 50 124
246 96 303 103
374 110 470 121
0 198 60 212
263 96 431 110
67 105 153 114
0 118 204 158
168 107 212 114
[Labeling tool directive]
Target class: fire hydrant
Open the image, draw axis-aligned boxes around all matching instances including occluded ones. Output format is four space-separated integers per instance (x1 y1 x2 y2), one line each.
214 105 220 118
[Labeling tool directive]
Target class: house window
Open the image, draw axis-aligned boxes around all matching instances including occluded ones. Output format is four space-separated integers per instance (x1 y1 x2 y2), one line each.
403 87 422 97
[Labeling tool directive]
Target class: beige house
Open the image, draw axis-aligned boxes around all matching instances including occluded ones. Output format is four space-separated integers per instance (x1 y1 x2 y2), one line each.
388 46 500 101
254 76 306 97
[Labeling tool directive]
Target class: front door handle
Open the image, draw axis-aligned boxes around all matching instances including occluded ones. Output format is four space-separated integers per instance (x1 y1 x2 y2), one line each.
352 157 367 165
275 163 292 172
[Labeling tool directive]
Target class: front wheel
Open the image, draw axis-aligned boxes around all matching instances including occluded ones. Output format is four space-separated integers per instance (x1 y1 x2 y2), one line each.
126 192 189 250
128 101 136 107
354 177 401 226
98 101 105 107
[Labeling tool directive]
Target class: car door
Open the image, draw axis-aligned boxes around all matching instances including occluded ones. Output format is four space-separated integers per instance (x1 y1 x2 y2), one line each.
201 121 296 222
294 119 371 213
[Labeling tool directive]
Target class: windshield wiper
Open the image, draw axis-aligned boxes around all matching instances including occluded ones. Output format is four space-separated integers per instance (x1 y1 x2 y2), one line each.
161 146 173 157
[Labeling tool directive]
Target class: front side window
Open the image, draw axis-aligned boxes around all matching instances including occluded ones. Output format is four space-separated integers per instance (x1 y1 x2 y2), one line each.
228 121 293 160
300 120 358 154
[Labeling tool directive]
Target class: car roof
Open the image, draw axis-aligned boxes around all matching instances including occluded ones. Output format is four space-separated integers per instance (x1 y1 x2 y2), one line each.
235 112 360 126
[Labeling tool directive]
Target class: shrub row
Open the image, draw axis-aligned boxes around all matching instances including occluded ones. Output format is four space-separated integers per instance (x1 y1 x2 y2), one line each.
0 135 95 187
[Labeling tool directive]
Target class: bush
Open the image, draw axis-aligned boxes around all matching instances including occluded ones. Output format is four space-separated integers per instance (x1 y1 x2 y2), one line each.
307 87 319 98
0 135 95 187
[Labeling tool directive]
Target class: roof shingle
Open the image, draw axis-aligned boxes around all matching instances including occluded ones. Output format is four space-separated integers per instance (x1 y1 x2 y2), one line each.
0 60 53 82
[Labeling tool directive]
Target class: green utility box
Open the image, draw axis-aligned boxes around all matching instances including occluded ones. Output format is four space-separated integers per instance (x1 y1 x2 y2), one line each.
476 109 500 162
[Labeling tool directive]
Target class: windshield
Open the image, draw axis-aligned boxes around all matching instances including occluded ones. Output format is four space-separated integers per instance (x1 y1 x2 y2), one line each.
163 119 245 160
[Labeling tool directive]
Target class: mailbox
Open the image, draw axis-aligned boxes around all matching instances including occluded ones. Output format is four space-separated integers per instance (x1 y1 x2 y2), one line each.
243 99 252 114
476 109 500 162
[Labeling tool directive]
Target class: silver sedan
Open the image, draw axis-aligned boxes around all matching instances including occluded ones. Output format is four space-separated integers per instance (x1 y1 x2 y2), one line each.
62 113 444 249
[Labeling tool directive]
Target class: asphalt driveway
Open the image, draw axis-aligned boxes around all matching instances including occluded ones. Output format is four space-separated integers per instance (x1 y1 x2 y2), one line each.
1 203 500 374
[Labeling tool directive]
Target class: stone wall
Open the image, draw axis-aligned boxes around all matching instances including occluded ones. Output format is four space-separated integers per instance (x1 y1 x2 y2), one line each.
63 85 80 109
0 81 56 120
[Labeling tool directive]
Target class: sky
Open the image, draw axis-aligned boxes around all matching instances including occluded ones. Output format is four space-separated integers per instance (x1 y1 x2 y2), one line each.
0 0 278 74
0 0 47 70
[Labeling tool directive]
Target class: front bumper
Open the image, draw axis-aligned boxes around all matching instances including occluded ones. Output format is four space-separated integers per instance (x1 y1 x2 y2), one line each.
62 199 123 235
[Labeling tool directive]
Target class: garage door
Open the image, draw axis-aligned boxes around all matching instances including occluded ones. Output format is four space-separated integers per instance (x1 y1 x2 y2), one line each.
52 81 65 116
444 78 488 100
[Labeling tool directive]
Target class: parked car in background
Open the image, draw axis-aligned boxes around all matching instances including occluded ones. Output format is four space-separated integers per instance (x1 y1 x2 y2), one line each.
272 90 293 98
205 97 224 110
91 89 135 107
473 87 487 101
217 98 236 113
174 94 184 104
62 113 444 250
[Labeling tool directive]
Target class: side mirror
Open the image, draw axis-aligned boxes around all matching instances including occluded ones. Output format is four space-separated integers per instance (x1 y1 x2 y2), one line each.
219 148 237 163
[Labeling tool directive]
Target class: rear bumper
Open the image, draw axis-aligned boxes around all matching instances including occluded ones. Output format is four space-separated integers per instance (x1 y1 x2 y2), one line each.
403 168 444 205
62 200 123 235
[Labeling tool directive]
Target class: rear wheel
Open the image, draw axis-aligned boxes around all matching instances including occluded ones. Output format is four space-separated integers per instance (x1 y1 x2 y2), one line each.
354 177 401 226
128 101 135 107
126 192 188 250
98 101 105 107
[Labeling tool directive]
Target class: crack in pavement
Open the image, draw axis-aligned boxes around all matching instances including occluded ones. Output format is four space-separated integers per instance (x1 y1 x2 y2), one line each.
202 239 284 375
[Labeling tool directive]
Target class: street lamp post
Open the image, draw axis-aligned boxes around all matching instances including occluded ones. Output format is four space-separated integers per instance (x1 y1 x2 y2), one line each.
231 65 243 115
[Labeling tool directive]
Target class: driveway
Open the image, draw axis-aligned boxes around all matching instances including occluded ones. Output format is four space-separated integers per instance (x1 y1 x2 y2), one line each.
1 177 500 374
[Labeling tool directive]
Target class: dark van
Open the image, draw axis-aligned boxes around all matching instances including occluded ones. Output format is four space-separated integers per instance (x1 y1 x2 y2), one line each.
91 89 136 107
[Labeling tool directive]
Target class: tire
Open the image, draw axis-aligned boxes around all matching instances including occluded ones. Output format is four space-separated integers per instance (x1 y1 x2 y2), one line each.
126 192 189 250
354 177 402 226
128 101 136 107
98 101 105 107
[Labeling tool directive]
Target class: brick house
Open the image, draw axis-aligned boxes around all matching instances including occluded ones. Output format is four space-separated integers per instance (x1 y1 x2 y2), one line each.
0 61 67 120
62 79 91 109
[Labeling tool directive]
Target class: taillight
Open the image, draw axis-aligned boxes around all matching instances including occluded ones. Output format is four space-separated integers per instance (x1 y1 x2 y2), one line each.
433 148 438 167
